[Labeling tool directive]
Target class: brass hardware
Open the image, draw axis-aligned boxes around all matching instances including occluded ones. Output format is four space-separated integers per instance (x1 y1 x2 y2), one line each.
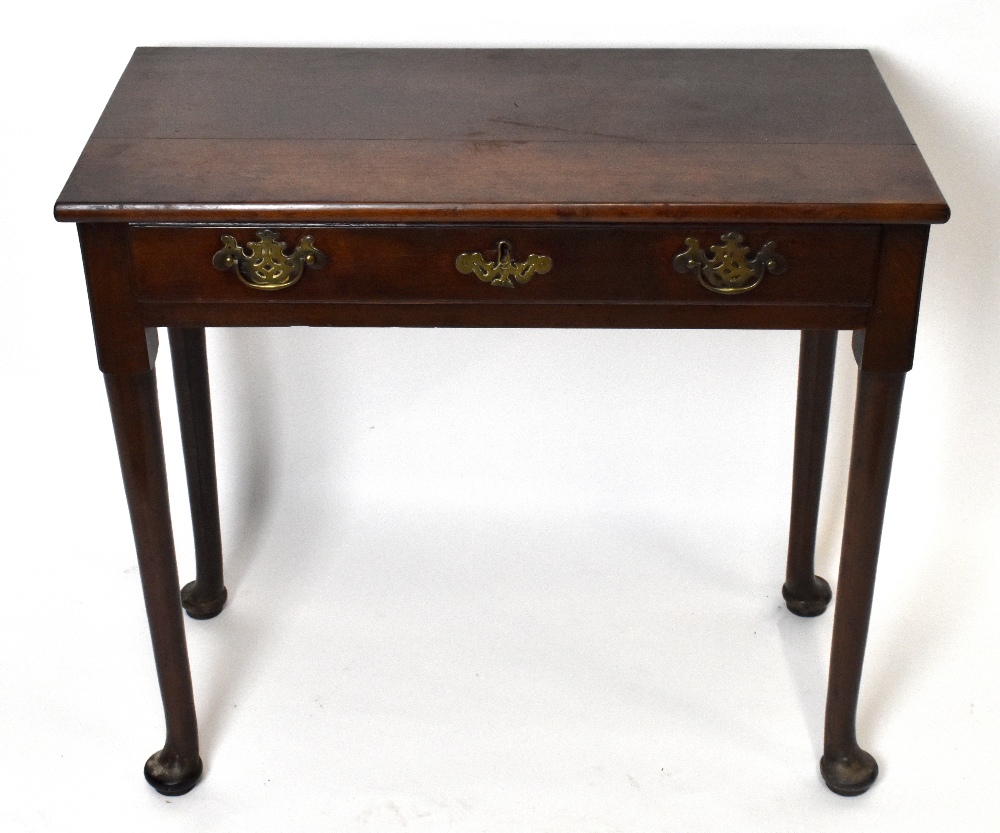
212 230 327 290
672 232 786 294
455 240 552 288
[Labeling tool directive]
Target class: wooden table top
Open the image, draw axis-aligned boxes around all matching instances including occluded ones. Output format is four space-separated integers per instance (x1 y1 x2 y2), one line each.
55 48 948 225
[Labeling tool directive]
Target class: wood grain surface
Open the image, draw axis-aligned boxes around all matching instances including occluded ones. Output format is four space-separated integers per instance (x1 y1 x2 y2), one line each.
55 48 948 224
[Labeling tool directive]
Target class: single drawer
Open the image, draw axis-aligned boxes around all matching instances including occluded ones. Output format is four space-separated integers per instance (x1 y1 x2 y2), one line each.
128 224 880 306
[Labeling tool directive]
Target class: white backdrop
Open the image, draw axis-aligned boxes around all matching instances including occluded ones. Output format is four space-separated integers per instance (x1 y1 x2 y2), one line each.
2 2 998 830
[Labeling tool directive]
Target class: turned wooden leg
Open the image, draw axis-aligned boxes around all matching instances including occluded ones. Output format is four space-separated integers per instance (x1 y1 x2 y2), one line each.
106 369 203 796
820 369 905 796
168 328 228 620
783 330 838 616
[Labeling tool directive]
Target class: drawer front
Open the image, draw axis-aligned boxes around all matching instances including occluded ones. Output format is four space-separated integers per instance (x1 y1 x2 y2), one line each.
129 224 879 306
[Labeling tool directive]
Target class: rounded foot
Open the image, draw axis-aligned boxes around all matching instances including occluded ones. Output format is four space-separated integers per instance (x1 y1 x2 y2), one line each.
144 749 203 796
782 575 832 617
181 581 228 620
820 747 879 796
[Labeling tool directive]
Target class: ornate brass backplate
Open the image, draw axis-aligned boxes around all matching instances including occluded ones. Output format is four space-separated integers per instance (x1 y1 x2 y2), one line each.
455 240 552 288
212 230 327 290
672 232 786 294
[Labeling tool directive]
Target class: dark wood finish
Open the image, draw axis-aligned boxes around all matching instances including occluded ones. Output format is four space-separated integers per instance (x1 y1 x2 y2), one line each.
168 328 227 619
783 330 838 616
853 225 932 373
141 300 871 331
77 223 158 375
821 370 906 795
56 141 947 225
84 49 919 144
105 369 202 795
55 49 948 226
56 48 949 797
129 224 879 307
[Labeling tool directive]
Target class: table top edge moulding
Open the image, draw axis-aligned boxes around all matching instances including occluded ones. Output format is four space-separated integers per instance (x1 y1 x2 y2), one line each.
55 46 949 800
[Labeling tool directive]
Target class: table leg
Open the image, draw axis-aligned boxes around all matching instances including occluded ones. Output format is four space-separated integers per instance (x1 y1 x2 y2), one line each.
820 369 905 795
168 328 228 619
105 369 203 796
783 330 837 616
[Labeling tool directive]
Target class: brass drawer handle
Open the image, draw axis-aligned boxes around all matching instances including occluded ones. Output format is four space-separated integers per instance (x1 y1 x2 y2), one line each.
212 230 327 290
673 232 786 294
456 240 552 288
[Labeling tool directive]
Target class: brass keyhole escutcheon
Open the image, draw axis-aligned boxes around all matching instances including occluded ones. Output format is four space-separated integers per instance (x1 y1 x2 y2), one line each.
455 240 553 288
212 229 327 290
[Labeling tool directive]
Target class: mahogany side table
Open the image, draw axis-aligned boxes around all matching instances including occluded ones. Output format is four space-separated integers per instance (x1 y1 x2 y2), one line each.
55 48 949 797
